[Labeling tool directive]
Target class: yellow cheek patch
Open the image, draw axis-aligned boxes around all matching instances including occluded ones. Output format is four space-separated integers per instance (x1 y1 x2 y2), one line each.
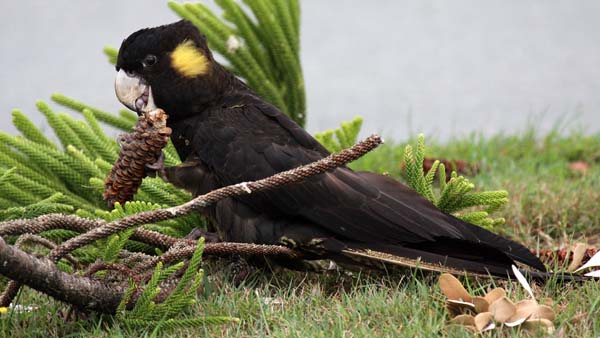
170 40 210 77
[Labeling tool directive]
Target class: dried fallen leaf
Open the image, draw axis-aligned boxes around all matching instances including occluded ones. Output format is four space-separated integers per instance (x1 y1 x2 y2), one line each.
446 300 476 317
439 274 472 302
533 304 555 321
568 160 589 174
522 318 555 334
505 316 531 327
507 299 537 326
489 297 516 323
505 288 555 325
474 312 495 332
437 272 557 334
568 243 588 272
446 324 477 334
534 246 598 268
472 296 489 313
450 314 476 326
484 288 506 304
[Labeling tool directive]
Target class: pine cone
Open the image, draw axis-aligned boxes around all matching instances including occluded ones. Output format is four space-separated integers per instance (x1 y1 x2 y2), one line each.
103 109 172 208
533 246 598 268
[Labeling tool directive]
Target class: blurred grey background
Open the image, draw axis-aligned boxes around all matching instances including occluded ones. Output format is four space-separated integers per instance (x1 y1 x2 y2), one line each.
1 1 599 140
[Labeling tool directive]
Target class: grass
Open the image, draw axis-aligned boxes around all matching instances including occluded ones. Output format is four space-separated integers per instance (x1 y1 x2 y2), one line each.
2 127 600 337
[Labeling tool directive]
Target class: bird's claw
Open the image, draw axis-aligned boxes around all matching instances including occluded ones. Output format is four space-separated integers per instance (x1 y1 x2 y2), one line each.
184 227 222 242
145 152 167 180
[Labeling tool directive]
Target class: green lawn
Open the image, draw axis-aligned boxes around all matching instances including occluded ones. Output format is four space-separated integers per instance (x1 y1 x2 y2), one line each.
2 128 600 337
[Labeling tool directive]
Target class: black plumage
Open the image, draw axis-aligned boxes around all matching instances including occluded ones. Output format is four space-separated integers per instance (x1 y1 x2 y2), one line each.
115 20 547 278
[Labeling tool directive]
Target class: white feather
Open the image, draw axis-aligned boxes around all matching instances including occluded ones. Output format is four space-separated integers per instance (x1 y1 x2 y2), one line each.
226 35 241 53
574 250 600 273
584 270 600 277
512 265 535 299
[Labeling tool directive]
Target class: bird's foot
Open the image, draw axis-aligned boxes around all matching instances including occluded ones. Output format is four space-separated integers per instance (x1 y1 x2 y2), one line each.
184 227 222 243
145 152 167 180
229 254 256 285
279 236 298 249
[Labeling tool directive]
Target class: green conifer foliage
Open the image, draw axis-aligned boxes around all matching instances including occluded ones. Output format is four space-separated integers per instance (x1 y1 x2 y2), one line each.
0 98 200 238
314 117 364 153
403 134 508 229
117 239 239 331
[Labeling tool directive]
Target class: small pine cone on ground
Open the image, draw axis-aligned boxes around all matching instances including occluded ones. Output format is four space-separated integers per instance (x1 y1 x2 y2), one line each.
533 246 598 268
103 109 172 208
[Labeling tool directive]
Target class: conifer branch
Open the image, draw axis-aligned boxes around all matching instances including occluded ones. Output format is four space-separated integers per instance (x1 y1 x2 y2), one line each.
402 134 509 229
315 117 364 152
82 109 120 156
51 93 135 131
12 109 57 149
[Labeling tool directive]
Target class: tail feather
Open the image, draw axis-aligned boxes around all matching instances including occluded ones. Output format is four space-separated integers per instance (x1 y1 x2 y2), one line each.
325 242 595 282
357 171 547 272
449 218 547 272
341 243 515 278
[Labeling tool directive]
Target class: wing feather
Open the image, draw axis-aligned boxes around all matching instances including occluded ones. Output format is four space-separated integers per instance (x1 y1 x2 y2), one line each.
186 96 544 271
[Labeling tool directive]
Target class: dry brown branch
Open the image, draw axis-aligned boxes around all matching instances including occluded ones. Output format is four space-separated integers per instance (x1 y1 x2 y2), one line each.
15 234 79 267
0 213 194 305
133 242 298 274
118 250 155 266
0 236 124 313
0 214 183 249
83 262 139 283
0 234 80 308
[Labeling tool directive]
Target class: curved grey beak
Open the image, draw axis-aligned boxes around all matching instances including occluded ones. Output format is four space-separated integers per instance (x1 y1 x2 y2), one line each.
114 69 156 114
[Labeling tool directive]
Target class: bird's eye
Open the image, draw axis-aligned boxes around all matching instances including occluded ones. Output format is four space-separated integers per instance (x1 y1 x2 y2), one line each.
142 54 157 67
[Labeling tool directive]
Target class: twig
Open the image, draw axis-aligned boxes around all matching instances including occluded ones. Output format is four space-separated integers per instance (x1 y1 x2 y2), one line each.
0 215 184 249
133 242 298 274
83 262 140 284
16 234 79 267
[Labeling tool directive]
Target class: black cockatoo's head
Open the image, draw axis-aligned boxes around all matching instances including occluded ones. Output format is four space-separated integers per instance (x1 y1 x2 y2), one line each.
115 20 229 117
